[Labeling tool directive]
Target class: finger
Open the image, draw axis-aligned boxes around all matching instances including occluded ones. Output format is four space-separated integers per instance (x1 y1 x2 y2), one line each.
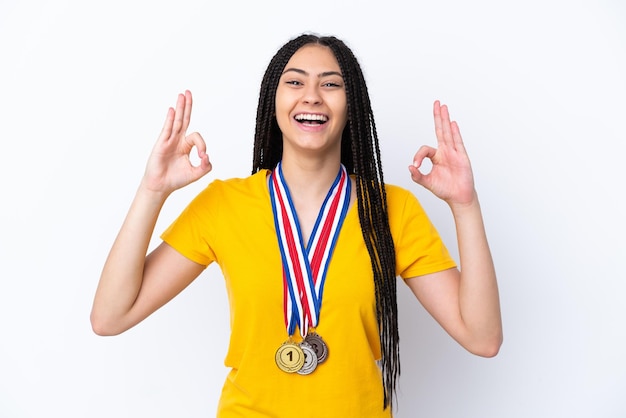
433 100 446 146
171 93 186 138
186 131 207 155
188 133 213 179
450 120 466 151
408 163 432 189
199 154 213 173
157 107 175 143
190 155 213 180
409 145 435 186
181 90 193 133
411 145 437 169
439 103 453 147
408 163 424 184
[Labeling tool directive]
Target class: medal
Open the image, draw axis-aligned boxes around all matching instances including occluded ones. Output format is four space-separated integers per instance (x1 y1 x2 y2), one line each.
304 332 328 364
270 162 350 374
275 340 305 373
296 342 318 375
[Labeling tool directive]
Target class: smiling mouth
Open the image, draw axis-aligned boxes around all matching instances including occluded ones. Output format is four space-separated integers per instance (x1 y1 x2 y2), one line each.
294 113 328 125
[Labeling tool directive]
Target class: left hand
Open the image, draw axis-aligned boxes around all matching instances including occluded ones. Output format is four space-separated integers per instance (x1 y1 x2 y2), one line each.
409 101 476 206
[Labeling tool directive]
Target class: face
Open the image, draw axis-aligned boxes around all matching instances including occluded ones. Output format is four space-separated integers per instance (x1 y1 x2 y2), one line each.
275 44 348 160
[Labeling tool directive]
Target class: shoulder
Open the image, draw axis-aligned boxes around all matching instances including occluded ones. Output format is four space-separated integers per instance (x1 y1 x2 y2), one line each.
169 170 271 234
206 170 269 192
384 183 423 213
195 170 269 202
384 182 412 200
381 182 433 233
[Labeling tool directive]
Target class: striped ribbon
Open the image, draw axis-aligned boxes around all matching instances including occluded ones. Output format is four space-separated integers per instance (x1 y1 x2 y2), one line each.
269 162 351 338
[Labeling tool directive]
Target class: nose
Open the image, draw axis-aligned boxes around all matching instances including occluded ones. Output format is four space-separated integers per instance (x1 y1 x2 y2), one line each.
302 83 322 105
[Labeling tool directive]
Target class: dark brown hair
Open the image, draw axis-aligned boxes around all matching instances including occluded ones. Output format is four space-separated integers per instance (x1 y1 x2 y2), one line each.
252 34 400 409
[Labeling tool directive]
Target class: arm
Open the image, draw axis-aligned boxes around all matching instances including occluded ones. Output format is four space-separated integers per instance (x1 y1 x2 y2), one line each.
90 90 212 336
406 101 502 357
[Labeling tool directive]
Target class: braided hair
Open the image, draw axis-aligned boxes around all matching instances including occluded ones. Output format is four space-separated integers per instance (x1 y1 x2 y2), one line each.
252 34 399 410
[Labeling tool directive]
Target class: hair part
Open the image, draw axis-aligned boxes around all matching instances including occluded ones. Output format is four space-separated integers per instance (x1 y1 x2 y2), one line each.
252 33 400 410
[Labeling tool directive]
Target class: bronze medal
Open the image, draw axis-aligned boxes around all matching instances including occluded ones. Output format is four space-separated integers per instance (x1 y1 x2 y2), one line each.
297 342 318 375
304 333 328 364
275 341 305 373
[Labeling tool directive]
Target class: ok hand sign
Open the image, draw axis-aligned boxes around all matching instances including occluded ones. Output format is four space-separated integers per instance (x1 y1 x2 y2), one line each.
142 90 212 196
409 101 476 207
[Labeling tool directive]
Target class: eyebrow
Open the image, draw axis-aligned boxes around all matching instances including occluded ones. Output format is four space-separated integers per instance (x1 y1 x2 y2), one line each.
282 68 344 78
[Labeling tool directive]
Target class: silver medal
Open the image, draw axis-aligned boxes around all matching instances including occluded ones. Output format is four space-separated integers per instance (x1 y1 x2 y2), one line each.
297 342 318 375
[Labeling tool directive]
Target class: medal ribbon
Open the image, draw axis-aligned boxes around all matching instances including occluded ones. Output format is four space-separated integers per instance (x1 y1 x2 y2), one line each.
269 162 351 338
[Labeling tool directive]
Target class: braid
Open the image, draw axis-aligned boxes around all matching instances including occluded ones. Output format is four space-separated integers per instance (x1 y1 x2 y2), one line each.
252 34 400 411
330 40 400 409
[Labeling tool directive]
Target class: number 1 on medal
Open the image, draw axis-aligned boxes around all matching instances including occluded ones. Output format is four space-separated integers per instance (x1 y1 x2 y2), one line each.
276 342 305 373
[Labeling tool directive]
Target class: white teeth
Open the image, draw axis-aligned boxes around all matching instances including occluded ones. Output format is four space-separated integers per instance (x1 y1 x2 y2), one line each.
295 113 328 122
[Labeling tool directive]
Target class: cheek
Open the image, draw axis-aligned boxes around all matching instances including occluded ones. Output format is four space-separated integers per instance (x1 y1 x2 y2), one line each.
274 92 289 130
275 114 289 134
274 113 293 140
335 98 348 127
329 92 347 116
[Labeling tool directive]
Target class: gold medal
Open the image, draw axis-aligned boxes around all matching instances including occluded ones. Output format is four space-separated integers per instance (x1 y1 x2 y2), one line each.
275 340 305 373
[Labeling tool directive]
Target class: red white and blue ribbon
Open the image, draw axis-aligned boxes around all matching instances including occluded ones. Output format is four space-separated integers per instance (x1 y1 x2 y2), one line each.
269 162 351 338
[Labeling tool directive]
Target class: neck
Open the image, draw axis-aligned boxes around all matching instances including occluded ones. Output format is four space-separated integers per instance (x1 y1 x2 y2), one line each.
279 155 342 198
274 155 346 246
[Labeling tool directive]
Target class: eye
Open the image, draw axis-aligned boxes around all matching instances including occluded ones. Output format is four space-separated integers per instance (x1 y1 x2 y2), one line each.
285 80 303 86
322 80 343 88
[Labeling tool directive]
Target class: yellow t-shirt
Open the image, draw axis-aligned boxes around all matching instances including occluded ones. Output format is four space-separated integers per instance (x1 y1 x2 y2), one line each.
161 170 456 418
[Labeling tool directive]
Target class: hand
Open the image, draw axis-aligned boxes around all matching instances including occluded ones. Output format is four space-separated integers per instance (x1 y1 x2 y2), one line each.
408 101 476 206
142 90 212 195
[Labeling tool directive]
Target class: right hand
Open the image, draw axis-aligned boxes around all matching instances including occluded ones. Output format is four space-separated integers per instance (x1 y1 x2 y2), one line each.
141 90 212 196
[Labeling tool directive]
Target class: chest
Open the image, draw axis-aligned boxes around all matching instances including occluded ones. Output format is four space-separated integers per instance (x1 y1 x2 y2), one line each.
214 205 375 319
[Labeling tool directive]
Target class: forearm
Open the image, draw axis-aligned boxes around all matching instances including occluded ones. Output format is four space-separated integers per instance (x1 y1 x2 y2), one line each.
90 183 169 334
450 193 503 355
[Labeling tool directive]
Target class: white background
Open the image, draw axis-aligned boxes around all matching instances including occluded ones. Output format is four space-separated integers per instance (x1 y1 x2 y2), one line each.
1 0 624 417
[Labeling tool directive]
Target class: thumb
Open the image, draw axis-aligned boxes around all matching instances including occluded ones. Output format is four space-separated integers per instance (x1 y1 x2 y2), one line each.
408 164 429 188
188 150 212 182
186 132 212 180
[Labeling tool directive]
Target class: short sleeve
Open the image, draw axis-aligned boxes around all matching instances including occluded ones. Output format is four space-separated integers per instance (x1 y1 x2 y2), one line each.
388 186 457 279
160 183 219 266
